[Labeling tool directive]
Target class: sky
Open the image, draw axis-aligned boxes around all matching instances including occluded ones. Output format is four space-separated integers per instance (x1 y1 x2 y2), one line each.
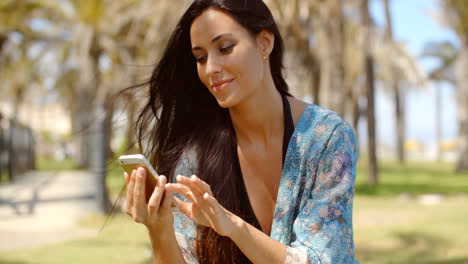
366 0 459 147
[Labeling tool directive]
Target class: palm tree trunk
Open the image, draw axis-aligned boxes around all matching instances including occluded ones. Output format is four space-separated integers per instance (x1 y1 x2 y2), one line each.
312 67 321 106
290 9 321 106
125 94 137 152
319 0 345 116
384 0 405 164
0 34 7 72
104 94 115 158
76 89 94 168
351 86 361 142
362 0 378 185
0 113 4 182
76 26 100 169
331 0 345 117
435 83 442 161
456 42 468 171
7 85 25 180
394 83 405 163
92 102 112 213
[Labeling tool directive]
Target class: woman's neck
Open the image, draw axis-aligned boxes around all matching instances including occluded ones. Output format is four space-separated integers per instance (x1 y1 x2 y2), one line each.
229 78 284 146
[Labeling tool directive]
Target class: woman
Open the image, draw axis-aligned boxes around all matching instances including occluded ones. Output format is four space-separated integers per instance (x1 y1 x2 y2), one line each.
124 0 358 263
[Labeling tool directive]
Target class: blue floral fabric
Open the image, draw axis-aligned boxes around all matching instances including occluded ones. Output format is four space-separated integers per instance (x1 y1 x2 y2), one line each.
171 104 359 264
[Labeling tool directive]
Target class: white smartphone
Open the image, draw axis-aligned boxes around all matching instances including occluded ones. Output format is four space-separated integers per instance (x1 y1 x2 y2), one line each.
119 154 159 202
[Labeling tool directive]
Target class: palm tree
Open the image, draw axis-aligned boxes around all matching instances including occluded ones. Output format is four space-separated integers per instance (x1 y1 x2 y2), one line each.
0 39 45 180
421 41 458 161
63 0 185 168
442 0 468 171
0 0 71 182
0 0 64 65
268 0 322 106
383 0 405 164
313 0 346 117
361 0 378 185
51 0 186 211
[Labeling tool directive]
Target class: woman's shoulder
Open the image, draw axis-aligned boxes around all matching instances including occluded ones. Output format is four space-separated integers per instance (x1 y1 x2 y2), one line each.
288 97 350 133
287 96 308 127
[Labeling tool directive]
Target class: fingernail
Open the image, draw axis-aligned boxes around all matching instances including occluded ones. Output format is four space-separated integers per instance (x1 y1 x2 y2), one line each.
160 176 166 185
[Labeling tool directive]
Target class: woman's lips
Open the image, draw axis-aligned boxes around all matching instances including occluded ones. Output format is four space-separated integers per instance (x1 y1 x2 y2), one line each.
211 79 233 92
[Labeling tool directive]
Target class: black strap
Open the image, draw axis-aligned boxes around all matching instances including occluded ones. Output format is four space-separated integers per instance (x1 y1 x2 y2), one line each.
235 94 295 233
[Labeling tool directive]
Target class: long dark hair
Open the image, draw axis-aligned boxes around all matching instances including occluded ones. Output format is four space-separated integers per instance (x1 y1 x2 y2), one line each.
135 0 289 263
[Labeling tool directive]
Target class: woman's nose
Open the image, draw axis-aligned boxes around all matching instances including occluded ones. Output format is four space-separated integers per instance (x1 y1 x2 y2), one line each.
206 55 222 76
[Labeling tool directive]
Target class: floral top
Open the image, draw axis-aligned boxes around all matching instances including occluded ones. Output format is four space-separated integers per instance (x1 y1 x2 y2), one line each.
171 104 359 264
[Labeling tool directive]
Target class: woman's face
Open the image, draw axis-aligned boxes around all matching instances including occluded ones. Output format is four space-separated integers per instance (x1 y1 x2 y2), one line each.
190 8 267 108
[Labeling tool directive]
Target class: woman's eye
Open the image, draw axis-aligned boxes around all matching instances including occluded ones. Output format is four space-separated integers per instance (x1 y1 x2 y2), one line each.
220 44 235 53
196 55 207 64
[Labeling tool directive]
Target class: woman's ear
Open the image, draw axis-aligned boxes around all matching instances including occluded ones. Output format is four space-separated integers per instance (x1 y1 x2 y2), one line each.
256 30 275 58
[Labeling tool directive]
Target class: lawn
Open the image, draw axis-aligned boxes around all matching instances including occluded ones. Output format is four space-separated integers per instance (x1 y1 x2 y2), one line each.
35 155 81 171
106 157 127 200
0 214 152 264
0 159 467 263
354 196 468 264
0 155 79 184
2 195 467 264
355 159 468 196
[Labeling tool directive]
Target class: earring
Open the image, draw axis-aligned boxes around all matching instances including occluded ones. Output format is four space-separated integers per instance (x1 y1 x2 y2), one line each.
263 56 267 59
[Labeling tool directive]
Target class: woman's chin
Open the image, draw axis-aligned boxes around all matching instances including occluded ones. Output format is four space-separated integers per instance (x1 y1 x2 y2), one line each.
215 95 238 109
216 99 233 109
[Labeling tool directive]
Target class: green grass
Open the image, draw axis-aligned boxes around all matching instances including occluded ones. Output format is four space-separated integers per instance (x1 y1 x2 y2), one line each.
1 196 467 264
0 155 80 184
0 214 152 264
354 196 468 264
0 153 125 194
1 160 467 263
355 160 468 196
36 155 81 171
0 170 7 184
106 158 127 198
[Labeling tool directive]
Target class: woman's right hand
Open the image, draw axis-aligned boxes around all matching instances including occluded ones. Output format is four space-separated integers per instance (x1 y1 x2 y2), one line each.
124 167 175 234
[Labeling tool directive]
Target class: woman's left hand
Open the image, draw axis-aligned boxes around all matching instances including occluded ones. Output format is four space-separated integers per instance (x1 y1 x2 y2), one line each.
166 175 238 237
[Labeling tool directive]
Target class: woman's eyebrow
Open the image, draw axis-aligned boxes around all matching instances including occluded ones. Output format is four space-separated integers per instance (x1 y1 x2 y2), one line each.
192 33 234 51
211 33 233 43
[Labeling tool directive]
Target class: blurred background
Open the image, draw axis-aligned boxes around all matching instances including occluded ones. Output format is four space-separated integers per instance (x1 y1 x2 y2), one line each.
0 0 467 263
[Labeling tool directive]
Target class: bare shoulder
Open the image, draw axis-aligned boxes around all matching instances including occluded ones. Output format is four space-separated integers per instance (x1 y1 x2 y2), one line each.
286 96 309 127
